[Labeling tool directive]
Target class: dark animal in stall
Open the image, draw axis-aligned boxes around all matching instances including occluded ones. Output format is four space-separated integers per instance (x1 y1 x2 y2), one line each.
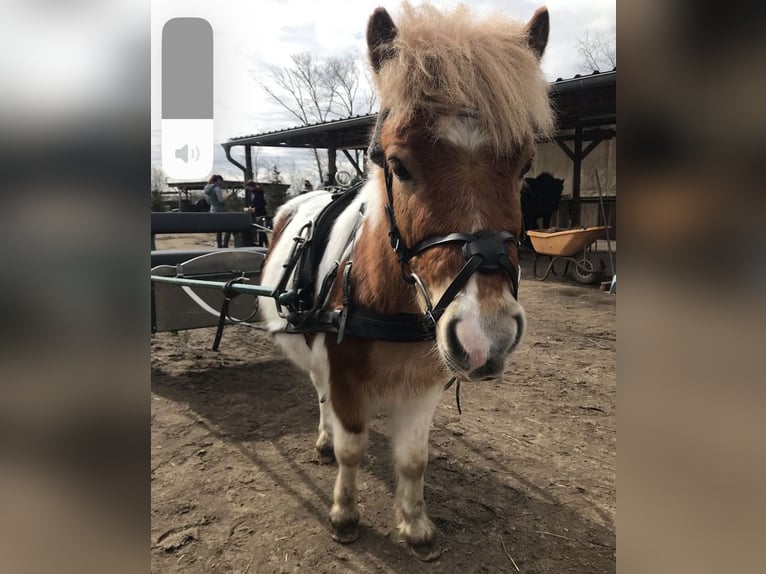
521 172 564 230
521 172 564 242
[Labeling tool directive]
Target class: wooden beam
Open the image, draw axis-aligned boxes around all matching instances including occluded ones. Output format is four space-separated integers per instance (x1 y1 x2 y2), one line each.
342 149 362 176
555 139 576 161
556 128 615 142
581 137 605 160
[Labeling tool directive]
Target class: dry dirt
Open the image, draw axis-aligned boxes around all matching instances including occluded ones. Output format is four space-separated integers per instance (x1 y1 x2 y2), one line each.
151 235 616 573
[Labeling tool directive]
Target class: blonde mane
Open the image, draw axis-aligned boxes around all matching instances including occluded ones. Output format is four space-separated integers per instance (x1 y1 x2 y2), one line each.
374 2 554 153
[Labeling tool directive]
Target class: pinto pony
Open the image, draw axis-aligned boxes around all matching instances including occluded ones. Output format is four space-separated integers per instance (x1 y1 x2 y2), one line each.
260 2 553 560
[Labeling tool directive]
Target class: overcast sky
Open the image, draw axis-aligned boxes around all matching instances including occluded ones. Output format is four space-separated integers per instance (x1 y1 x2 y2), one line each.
151 0 615 184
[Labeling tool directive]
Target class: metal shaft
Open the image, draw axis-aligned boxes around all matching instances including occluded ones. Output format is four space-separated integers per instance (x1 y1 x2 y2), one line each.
150 275 293 304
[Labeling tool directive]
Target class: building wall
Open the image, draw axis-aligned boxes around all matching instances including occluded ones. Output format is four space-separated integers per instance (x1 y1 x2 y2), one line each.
532 134 617 198
528 133 616 234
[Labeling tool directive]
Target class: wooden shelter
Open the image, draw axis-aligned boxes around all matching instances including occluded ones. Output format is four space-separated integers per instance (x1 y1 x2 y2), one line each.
223 70 616 226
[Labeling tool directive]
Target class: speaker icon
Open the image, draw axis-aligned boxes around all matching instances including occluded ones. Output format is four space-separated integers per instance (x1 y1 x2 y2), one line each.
174 144 200 163
162 118 213 178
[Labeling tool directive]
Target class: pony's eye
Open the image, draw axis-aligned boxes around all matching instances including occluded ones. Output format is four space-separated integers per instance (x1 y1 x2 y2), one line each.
520 160 533 178
389 158 412 181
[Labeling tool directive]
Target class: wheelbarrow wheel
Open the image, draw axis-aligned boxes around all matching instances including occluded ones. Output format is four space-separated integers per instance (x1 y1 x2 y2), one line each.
572 256 600 284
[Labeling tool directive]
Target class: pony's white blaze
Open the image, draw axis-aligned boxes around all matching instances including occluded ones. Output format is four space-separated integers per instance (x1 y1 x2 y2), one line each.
455 311 490 369
437 115 489 152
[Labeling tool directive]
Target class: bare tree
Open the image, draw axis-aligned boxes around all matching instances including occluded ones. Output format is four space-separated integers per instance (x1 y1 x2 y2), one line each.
326 52 378 117
257 53 336 180
151 165 166 211
256 51 377 182
151 165 166 192
325 52 378 173
576 28 616 73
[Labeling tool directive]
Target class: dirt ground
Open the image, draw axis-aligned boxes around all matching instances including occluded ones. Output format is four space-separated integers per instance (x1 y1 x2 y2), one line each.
151 234 616 573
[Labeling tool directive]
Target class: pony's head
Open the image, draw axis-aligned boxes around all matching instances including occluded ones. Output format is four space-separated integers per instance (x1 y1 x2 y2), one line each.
366 3 554 381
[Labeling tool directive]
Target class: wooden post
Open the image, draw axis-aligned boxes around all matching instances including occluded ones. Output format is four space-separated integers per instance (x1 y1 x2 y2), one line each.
328 143 337 185
572 126 583 226
244 145 254 205
245 145 253 180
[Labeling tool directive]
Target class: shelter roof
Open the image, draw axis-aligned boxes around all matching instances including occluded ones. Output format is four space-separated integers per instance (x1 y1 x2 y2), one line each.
224 69 616 151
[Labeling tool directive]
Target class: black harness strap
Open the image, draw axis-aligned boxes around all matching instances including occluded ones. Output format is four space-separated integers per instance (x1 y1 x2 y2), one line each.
212 276 249 351
340 307 435 342
423 255 485 329
271 220 311 312
293 185 362 312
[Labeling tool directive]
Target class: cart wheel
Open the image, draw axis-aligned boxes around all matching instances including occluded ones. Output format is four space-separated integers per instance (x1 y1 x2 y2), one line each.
572 257 600 284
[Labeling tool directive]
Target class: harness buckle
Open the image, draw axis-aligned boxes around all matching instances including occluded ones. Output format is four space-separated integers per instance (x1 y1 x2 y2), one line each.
421 311 437 333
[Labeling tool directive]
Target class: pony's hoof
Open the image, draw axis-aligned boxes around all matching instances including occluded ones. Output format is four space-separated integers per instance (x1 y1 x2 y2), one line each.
409 538 443 562
330 520 359 544
317 445 336 465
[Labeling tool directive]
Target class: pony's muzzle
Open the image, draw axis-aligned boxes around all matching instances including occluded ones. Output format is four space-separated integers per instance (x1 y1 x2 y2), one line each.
443 311 525 381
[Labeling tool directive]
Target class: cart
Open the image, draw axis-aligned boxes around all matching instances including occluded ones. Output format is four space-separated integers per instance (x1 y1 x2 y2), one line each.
526 226 610 284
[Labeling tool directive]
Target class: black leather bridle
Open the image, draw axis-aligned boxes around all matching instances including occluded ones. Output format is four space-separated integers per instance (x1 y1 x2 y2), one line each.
379 152 521 332
274 109 523 346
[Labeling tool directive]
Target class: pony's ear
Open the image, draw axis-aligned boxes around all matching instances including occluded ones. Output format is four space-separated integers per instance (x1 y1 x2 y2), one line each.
367 7 398 73
525 7 549 59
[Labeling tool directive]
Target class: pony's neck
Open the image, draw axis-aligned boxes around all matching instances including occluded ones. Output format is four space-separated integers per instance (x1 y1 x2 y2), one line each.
351 174 418 314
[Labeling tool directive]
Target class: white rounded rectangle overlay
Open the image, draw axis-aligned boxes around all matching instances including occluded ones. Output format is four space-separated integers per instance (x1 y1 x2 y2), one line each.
161 118 214 179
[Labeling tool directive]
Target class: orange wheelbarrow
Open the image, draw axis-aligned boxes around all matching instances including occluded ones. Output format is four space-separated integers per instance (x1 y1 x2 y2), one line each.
526 226 610 284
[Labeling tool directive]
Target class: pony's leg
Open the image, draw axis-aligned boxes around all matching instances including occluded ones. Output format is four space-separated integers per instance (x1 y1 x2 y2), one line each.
309 372 335 464
273 333 334 463
309 335 335 463
389 385 443 561
328 419 368 543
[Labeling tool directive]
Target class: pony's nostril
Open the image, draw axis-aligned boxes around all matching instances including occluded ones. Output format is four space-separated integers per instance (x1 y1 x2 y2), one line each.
446 318 467 360
509 312 526 351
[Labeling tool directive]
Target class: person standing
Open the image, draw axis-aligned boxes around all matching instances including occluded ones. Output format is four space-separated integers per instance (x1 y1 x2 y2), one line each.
301 180 314 194
248 182 267 217
203 174 231 248
245 180 269 246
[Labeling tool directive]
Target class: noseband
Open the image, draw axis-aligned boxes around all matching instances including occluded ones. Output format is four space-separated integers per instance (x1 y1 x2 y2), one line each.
380 157 521 332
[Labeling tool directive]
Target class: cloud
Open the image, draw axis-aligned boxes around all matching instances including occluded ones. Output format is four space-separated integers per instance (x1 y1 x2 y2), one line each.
152 0 615 177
